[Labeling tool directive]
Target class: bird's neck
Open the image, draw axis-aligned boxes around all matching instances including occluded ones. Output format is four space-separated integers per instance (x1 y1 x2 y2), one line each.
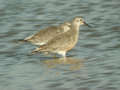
70 24 80 42
71 23 80 31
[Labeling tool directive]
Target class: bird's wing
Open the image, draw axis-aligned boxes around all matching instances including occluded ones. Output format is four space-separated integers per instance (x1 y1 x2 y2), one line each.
42 31 74 51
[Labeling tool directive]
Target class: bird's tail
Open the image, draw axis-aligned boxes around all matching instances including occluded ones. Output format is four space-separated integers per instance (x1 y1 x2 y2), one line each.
12 39 28 44
19 39 28 42
31 47 42 54
31 45 46 55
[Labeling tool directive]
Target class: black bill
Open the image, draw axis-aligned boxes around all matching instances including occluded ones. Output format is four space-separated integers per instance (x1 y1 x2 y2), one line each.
83 21 92 28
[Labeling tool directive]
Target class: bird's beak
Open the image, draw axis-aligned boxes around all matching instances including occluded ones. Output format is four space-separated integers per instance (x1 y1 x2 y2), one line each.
83 21 92 28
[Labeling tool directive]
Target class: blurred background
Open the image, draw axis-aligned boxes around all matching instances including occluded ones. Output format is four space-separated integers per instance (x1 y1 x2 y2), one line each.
0 0 120 90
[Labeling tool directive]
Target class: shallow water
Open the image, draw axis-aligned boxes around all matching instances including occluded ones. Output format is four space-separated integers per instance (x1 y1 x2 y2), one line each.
0 0 120 90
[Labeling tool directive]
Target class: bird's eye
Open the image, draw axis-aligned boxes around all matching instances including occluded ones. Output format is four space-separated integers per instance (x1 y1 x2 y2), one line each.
80 19 82 21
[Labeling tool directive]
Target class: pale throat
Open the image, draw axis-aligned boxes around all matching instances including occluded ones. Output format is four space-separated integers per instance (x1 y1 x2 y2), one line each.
72 23 80 31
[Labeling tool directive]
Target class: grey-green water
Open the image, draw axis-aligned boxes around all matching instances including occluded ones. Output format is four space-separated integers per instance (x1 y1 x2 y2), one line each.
0 0 120 90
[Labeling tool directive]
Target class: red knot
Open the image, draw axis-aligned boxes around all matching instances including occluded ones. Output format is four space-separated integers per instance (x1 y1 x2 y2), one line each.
32 16 90 59
23 22 71 46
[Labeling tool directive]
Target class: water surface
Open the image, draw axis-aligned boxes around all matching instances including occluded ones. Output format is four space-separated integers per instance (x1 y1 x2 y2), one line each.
0 0 120 90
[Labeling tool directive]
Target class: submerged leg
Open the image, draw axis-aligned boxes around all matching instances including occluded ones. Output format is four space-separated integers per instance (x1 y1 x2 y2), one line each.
63 52 66 59
58 51 67 62
62 52 67 63
53 54 57 59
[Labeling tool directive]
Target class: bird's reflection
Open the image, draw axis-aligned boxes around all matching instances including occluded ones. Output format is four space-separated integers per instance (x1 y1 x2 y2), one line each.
43 57 84 71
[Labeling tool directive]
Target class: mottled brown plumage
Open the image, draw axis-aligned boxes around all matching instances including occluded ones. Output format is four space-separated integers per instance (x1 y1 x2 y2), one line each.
24 22 71 46
32 16 88 58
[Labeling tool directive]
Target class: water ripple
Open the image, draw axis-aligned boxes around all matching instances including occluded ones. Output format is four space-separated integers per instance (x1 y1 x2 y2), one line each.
0 0 120 90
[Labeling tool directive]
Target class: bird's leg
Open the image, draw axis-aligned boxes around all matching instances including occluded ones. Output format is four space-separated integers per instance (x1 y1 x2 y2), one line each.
63 54 67 62
61 52 67 62
53 53 57 59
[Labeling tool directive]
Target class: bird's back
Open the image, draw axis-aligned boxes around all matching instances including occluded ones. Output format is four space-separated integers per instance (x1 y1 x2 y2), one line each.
25 26 66 46
39 28 79 52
